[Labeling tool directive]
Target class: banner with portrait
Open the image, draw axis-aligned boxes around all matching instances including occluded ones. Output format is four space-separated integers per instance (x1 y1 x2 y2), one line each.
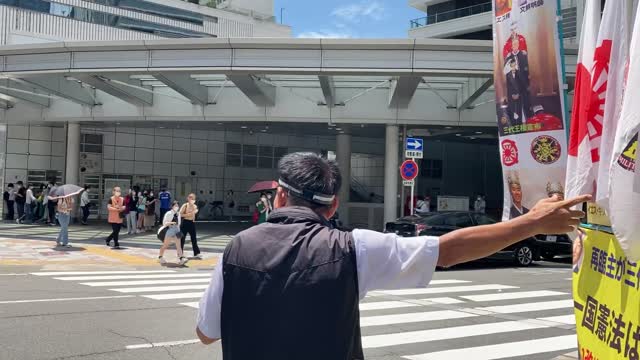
492 0 568 221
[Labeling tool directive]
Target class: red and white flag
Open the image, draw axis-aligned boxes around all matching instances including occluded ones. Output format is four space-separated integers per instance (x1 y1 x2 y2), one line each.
609 2 640 261
565 0 601 201
593 0 630 209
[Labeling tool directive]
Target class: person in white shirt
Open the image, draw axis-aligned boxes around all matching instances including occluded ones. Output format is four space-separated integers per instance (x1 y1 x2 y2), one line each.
415 196 430 215
474 195 486 214
195 152 590 355
24 184 36 224
157 201 188 266
80 185 91 225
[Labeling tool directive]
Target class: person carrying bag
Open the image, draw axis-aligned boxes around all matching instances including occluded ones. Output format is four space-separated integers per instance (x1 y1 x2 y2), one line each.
157 201 188 266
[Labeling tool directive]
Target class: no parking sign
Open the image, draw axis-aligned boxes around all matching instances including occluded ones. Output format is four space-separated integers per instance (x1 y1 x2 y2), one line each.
400 159 419 185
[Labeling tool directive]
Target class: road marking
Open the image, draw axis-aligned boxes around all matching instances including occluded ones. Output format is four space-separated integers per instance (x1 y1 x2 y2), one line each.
0 295 134 304
361 309 476 327
126 339 201 350
180 302 199 308
476 299 574 314
55 273 212 281
376 284 518 296
359 301 420 311
404 334 577 360
143 292 205 300
424 280 471 285
360 298 574 327
425 297 464 304
537 315 576 325
110 284 210 293
461 290 567 302
31 270 175 276
362 320 546 348
81 278 212 287
0 273 29 276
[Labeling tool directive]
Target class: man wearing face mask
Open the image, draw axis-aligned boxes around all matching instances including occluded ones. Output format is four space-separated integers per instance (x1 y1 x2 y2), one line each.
180 193 201 259
196 152 590 360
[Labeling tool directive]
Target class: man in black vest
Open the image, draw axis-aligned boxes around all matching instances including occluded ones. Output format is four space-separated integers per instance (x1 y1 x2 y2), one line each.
196 152 589 360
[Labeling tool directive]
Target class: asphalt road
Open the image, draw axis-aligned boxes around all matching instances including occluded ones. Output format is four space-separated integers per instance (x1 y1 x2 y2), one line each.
0 258 576 360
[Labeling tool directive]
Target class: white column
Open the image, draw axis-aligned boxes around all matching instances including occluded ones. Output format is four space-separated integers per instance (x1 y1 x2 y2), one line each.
336 126 351 225
384 124 399 225
65 123 80 185
65 123 81 221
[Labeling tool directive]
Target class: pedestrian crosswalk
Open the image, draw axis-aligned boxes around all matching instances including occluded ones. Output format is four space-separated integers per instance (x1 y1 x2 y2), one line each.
31 270 578 359
0 222 235 252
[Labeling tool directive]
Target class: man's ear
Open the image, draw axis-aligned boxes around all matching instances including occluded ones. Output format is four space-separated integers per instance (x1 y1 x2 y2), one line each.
274 187 287 208
323 197 339 220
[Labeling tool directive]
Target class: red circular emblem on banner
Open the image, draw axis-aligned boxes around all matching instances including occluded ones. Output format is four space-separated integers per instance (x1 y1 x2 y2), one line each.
501 139 519 167
531 135 562 165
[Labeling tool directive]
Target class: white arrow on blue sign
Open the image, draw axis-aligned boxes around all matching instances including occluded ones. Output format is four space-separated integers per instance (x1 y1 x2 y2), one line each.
406 138 423 151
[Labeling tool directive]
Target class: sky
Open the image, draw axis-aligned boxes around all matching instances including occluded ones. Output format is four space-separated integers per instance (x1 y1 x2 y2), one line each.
272 0 425 39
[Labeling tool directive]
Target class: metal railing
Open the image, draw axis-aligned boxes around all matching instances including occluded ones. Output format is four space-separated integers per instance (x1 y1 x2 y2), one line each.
410 2 492 29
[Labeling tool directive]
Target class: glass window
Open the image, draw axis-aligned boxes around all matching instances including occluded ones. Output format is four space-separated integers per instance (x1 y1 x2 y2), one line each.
81 133 103 154
0 0 214 38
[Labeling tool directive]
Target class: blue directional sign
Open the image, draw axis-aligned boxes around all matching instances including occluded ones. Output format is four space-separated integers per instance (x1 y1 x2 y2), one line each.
406 138 423 151
405 138 424 159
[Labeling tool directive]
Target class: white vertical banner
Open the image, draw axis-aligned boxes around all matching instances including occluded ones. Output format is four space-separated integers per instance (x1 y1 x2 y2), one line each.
609 1 640 261
492 0 568 221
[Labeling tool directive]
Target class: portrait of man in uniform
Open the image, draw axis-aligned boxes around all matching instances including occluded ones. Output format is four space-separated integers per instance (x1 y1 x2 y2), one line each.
504 35 533 122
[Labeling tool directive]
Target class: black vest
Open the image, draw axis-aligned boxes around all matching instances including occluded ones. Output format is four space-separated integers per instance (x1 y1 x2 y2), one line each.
220 207 364 360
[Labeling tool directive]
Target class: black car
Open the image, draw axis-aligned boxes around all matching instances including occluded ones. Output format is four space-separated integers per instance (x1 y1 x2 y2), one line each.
385 211 571 266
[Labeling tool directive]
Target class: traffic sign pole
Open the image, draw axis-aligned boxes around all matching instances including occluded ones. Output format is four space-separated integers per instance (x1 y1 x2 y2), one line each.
410 180 414 216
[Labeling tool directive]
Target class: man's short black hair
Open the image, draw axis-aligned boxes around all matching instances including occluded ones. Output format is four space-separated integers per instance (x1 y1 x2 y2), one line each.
7 183 13 188
278 152 342 210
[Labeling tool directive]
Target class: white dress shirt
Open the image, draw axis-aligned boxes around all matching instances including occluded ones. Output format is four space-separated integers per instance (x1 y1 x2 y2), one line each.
196 229 439 339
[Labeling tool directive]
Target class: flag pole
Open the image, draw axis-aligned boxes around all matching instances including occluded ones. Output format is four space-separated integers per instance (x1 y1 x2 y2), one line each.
556 0 570 140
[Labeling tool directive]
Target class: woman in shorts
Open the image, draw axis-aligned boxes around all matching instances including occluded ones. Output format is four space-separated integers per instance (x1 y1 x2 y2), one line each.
158 201 188 266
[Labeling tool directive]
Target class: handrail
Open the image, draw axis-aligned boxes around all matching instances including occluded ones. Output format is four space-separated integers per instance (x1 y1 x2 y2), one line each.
410 1 492 29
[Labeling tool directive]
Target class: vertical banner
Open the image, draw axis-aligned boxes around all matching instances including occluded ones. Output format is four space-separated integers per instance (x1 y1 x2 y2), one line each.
573 228 640 360
492 0 568 221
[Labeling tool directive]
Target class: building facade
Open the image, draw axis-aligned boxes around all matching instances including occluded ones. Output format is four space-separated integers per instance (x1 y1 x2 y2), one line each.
0 0 290 45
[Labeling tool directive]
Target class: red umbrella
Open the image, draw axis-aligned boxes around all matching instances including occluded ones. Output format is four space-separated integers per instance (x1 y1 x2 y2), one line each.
247 180 278 194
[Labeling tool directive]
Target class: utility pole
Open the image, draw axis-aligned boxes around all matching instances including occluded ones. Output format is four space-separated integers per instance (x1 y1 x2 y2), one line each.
280 8 285 24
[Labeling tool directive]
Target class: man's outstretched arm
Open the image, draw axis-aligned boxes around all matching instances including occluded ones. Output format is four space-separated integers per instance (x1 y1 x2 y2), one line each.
437 194 590 268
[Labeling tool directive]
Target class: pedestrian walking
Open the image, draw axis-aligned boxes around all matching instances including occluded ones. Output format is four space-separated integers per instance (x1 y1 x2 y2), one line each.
14 181 25 224
158 188 172 224
144 191 157 232
4 183 15 220
225 190 235 221
24 183 36 224
106 187 125 249
54 196 73 247
474 194 487 214
125 188 138 235
46 181 58 226
180 193 200 259
80 185 91 225
255 192 269 224
158 201 188 266
195 152 591 359
136 190 147 233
